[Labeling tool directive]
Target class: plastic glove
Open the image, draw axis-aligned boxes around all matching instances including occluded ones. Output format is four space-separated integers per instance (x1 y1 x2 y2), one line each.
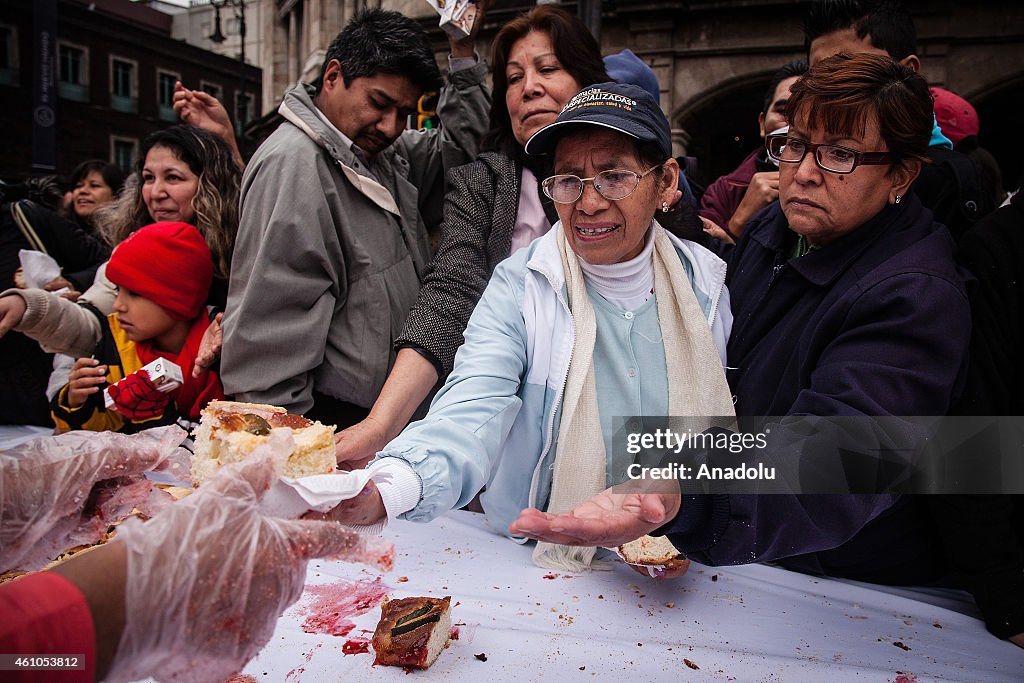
105 452 395 683
106 369 171 421
0 425 184 572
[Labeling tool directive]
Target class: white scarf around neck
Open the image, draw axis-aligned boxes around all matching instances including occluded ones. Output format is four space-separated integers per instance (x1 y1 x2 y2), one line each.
533 222 736 572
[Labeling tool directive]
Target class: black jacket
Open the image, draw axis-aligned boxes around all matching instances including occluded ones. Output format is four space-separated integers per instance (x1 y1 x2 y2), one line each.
913 146 995 242
0 199 110 426
930 191 1024 640
663 195 971 585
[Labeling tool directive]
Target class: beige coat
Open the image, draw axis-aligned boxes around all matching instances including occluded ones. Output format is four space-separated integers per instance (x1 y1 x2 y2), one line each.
221 64 490 414
2 262 116 358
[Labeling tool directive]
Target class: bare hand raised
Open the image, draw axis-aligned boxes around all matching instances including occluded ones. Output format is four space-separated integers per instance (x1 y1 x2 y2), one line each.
727 170 780 239
67 357 107 408
173 81 244 168
447 0 489 59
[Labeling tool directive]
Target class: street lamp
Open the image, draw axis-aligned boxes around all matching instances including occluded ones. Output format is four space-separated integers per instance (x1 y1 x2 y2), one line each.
208 9 226 43
208 0 245 65
208 0 249 138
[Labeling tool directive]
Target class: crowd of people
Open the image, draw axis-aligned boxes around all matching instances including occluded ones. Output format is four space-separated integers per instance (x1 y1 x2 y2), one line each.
1 0 1021 679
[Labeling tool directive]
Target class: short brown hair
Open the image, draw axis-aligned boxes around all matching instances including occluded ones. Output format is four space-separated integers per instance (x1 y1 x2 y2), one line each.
787 51 932 166
481 5 608 159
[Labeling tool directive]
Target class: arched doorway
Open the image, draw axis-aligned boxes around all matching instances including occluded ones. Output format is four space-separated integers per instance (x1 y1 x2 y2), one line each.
972 76 1024 192
674 72 774 190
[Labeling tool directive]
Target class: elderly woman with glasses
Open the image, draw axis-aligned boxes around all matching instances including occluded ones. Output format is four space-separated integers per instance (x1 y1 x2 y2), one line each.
323 82 733 573
512 53 972 587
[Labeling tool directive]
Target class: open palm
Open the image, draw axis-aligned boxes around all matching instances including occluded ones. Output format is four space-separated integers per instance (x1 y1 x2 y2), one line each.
509 485 681 548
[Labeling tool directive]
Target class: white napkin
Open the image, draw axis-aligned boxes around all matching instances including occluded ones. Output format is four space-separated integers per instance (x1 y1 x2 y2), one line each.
260 469 375 518
19 249 66 291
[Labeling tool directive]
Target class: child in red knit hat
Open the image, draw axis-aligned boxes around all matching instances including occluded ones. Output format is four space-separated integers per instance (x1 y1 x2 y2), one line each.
51 221 225 433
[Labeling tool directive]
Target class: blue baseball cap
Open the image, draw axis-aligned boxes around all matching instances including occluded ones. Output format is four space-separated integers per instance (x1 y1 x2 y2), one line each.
524 81 672 158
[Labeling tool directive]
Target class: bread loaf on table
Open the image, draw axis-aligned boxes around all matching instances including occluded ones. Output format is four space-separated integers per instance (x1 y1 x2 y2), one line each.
372 596 452 669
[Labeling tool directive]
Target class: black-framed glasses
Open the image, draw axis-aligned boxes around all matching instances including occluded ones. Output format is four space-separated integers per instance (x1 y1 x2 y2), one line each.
765 134 894 174
541 166 660 204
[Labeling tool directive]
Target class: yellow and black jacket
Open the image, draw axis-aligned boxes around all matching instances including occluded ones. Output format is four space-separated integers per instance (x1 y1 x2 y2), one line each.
50 306 180 433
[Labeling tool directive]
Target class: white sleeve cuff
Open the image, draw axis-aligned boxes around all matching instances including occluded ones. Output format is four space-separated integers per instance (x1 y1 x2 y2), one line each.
448 52 479 72
368 457 422 521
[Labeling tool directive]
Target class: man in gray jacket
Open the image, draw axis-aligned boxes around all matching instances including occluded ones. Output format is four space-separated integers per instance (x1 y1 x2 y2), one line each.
221 9 489 425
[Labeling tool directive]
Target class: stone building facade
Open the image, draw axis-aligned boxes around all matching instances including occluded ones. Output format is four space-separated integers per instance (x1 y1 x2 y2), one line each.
606 1 1024 187
254 1 1022 187
0 0 261 180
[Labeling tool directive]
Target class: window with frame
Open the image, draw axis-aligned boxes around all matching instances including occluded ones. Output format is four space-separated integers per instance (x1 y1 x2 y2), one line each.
200 81 222 100
0 28 8 70
111 57 137 113
111 137 137 174
0 24 18 86
157 70 179 122
58 43 88 101
235 91 253 134
59 45 83 84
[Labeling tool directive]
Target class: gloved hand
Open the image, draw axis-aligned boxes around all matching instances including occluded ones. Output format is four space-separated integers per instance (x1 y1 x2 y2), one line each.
106 369 171 421
105 452 394 683
0 426 184 572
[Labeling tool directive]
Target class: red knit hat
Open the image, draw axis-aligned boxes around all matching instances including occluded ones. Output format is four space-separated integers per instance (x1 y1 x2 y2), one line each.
106 222 213 321
930 87 979 146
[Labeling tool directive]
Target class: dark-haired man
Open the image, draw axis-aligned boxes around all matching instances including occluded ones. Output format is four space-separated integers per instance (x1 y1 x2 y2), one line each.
222 9 489 425
699 60 808 243
805 0 923 73
803 0 993 238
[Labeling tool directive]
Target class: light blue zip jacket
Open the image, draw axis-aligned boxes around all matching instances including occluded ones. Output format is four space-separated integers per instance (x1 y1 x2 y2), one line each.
374 223 732 537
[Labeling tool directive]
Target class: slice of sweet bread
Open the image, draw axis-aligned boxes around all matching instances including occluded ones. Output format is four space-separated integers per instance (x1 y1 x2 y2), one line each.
191 400 335 485
618 535 687 569
372 596 453 669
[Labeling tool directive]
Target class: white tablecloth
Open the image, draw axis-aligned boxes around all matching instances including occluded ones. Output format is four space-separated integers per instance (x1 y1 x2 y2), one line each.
241 511 1020 682
0 425 52 451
